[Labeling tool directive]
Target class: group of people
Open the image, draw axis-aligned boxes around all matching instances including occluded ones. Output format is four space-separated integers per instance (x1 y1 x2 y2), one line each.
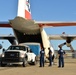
39 46 66 68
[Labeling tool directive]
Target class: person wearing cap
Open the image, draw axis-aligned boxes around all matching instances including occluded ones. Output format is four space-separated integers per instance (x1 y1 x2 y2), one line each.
58 46 65 68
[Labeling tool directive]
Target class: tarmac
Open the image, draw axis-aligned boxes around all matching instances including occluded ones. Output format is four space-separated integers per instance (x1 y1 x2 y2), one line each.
0 58 76 75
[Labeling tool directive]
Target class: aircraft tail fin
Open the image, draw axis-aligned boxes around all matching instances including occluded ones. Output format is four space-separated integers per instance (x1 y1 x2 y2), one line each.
17 0 31 19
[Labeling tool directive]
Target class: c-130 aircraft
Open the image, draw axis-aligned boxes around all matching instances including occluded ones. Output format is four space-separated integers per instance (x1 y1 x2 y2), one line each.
0 0 76 57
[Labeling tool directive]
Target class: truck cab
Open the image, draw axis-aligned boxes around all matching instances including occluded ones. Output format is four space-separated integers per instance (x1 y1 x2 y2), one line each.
1 44 36 67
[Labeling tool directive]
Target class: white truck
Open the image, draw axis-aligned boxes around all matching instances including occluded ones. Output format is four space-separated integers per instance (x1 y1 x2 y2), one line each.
1 44 37 67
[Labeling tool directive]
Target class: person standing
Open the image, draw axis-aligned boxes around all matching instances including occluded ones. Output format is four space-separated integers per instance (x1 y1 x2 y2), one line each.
39 47 45 67
58 46 65 68
48 47 52 66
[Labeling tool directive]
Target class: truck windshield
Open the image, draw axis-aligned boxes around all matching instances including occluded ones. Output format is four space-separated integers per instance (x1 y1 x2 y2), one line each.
7 46 26 51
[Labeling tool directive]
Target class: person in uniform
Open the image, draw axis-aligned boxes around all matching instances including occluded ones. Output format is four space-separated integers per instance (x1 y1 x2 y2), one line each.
48 47 52 66
39 47 45 67
58 46 65 68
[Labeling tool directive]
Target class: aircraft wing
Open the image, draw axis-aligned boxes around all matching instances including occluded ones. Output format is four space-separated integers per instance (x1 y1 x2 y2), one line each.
48 34 76 40
0 21 11 27
0 34 15 39
35 21 76 27
1 17 76 28
0 34 16 45
48 34 76 52
1 17 76 35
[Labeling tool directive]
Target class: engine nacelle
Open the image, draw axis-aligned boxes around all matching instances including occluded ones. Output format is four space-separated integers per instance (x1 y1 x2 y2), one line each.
66 42 71 47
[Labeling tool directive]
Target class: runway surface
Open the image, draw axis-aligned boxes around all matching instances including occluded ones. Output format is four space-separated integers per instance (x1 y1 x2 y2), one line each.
0 58 76 75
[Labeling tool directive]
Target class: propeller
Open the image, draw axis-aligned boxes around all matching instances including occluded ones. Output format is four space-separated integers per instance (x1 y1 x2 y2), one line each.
58 42 74 52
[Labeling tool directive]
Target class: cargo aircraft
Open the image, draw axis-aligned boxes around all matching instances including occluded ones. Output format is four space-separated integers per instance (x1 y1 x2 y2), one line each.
0 0 76 56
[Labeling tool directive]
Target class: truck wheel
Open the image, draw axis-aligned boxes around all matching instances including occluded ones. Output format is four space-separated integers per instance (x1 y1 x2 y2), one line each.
1 61 6 67
23 58 27 67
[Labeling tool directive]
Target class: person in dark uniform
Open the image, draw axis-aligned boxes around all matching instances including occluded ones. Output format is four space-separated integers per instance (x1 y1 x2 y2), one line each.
58 46 65 68
39 47 45 67
48 47 52 66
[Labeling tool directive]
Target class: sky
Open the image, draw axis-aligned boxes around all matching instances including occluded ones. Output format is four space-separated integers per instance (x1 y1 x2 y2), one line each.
0 0 76 53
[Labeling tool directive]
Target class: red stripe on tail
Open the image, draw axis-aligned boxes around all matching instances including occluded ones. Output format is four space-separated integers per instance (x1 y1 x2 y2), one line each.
25 10 31 19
